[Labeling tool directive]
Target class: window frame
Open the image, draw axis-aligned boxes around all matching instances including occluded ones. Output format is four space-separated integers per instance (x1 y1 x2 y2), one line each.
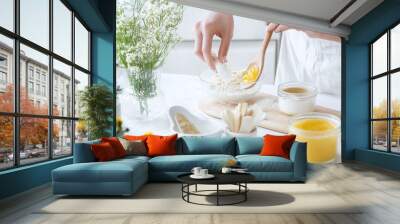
370 20 400 154
0 0 92 171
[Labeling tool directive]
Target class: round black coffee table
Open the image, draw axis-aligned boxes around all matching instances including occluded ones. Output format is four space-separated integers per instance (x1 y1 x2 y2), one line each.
177 173 255 206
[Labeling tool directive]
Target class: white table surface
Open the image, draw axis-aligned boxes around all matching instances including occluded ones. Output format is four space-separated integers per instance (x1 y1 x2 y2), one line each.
118 73 341 137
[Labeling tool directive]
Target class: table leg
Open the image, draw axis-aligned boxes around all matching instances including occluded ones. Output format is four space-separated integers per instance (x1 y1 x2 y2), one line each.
245 183 247 201
187 184 190 202
195 184 198 192
217 184 219 206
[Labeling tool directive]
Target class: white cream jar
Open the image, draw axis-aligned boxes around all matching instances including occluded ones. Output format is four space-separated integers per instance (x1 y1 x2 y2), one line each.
278 82 317 115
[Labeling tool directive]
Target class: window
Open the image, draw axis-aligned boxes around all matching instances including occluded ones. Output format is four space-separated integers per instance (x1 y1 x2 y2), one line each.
20 0 49 48
28 81 34 94
371 23 400 154
53 0 72 60
35 84 40 95
53 59 72 117
53 119 72 158
0 0 14 32
0 116 13 170
0 71 7 85
0 1 91 170
74 69 89 118
0 35 13 112
74 18 90 70
42 85 46 97
28 67 34 80
0 54 7 86
35 70 41 81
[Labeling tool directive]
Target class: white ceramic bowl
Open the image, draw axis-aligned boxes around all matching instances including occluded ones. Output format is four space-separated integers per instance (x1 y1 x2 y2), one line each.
199 69 262 103
168 105 224 136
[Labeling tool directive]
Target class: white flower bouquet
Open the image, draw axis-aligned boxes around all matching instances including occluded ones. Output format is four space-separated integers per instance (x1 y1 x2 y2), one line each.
117 0 183 116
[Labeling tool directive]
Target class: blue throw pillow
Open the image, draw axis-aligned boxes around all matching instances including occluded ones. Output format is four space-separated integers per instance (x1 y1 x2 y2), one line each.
236 137 263 155
180 136 236 155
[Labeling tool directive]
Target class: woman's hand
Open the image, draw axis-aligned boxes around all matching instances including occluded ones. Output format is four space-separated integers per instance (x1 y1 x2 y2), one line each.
267 23 290 32
194 13 234 71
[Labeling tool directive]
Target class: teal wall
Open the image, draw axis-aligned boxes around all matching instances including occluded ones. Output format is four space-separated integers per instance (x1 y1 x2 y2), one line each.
0 0 116 200
0 158 72 199
91 0 116 136
343 0 400 171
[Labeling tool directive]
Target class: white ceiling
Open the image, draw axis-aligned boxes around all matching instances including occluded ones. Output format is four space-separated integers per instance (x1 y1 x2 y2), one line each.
172 0 384 37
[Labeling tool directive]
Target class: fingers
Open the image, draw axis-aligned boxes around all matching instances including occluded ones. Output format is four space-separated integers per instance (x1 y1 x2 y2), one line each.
202 28 216 71
275 24 290 32
194 21 204 61
218 36 230 63
218 33 232 63
267 23 290 33
267 23 279 32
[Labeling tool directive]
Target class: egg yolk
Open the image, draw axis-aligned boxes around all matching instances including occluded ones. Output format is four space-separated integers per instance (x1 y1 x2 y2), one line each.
242 66 260 83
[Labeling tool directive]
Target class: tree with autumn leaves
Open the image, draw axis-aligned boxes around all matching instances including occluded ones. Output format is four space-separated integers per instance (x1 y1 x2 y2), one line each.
0 85 59 153
373 99 400 142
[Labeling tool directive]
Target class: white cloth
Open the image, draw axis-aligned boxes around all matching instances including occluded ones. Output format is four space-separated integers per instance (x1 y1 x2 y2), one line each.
275 30 341 96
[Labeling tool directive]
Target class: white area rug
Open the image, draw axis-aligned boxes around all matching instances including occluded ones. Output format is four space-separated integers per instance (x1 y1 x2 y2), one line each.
38 183 361 214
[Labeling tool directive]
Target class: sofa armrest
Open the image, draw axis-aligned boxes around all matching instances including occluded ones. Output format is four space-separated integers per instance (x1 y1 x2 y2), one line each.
289 141 307 181
73 140 100 163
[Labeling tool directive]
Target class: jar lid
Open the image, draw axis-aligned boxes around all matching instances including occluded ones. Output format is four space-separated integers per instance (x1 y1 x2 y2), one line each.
278 82 317 99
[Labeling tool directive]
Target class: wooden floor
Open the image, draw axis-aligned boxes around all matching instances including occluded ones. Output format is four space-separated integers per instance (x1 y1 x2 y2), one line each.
1 162 400 224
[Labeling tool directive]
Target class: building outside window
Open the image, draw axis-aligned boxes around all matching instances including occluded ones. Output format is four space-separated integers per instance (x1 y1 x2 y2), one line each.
28 66 34 79
0 54 7 88
28 81 34 94
41 85 46 97
370 23 400 154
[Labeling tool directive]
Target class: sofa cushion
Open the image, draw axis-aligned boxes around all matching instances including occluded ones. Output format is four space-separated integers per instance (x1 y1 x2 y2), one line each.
53 158 147 183
147 134 178 157
179 136 236 155
91 142 118 162
236 155 293 172
236 137 263 155
101 137 127 158
119 138 147 156
149 154 235 172
260 134 296 159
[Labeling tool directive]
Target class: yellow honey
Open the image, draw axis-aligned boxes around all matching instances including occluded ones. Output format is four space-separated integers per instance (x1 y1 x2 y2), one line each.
289 113 340 164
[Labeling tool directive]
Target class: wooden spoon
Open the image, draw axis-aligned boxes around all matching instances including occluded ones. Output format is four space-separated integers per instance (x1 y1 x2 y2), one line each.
241 30 273 89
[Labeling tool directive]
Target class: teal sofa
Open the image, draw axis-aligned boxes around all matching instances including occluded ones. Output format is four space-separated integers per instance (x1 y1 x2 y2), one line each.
52 136 307 196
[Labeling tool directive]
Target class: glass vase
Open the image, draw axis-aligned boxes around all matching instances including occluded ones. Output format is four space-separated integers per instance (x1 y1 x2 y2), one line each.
128 69 165 120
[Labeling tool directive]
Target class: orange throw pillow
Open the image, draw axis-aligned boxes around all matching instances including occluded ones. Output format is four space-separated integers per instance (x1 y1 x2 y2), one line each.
146 134 178 157
91 142 117 162
259 134 296 159
101 137 127 158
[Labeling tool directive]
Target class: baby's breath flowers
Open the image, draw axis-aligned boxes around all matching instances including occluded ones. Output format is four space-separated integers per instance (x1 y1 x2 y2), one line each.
117 0 183 116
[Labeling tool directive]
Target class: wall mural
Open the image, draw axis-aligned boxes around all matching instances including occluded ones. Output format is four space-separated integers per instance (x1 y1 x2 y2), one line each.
116 0 341 164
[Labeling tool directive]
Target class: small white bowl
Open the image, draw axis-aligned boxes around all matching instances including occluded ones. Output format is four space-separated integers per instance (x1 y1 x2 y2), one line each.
168 105 224 136
278 82 317 115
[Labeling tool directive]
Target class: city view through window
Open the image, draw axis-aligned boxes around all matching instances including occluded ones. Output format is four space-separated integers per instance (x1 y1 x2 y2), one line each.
0 0 91 170
371 23 400 153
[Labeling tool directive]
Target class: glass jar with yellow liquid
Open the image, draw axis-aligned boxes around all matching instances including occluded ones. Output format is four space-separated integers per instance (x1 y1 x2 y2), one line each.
289 113 340 164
